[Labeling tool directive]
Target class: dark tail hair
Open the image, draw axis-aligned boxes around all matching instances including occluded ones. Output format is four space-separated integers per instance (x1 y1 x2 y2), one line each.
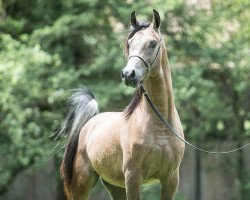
59 87 99 196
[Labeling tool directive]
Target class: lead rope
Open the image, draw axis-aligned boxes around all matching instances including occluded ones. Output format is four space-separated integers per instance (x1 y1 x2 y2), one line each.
140 84 250 154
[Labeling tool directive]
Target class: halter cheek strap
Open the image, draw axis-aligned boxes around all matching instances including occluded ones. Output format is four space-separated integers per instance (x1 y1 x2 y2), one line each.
128 35 162 69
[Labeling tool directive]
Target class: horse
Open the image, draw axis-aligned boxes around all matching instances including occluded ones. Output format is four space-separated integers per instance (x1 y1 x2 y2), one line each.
59 10 185 200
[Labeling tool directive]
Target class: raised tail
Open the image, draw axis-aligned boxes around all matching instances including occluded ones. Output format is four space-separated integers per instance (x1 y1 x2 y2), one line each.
59 87 99 196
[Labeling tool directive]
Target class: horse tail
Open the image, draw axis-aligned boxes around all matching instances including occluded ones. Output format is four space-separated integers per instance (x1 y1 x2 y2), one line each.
59 87 99 197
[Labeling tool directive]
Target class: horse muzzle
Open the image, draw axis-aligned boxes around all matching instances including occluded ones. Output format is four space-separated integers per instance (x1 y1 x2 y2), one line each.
121 69 138 88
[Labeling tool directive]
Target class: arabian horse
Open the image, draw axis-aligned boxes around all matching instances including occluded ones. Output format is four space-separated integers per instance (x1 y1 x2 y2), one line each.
59 10 185 200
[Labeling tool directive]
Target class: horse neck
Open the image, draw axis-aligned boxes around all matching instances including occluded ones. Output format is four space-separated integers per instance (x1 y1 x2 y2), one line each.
141 44 175 125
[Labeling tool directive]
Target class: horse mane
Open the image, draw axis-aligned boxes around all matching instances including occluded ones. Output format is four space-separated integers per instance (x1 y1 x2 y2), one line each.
123 20 150 119
123 86 143 119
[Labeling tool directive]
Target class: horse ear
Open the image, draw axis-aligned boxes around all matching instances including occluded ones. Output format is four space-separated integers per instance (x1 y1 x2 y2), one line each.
131 11 139 28
152 9 161 30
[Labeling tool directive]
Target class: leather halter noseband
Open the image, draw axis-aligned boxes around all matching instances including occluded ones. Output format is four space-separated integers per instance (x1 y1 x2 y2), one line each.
128 35 162 69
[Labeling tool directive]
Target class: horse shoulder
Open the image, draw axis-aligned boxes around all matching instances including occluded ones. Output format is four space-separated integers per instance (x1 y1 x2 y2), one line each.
81 112 125 184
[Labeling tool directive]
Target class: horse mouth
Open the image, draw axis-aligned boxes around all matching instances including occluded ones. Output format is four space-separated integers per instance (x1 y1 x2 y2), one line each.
124 79 138 88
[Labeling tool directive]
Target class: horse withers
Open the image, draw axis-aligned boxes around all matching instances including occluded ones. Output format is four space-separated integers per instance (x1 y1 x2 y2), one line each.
59 10 185 200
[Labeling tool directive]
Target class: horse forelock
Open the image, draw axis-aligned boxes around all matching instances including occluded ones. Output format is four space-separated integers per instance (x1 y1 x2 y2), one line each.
124 20 151 56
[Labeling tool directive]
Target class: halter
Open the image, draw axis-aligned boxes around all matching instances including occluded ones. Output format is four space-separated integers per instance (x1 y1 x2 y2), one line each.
128 35 162 69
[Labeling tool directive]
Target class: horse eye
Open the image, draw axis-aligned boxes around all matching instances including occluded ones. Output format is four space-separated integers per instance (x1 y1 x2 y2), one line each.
127 41 131 49
126 43 130 49
149 40 157 49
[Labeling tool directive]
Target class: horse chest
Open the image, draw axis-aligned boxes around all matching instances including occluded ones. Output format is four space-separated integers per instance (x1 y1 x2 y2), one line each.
140 130 174 151
131 132 180 179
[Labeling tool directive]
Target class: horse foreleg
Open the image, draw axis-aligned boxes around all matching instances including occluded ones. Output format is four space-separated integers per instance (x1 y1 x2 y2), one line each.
160 170 179 200
124 167 141 200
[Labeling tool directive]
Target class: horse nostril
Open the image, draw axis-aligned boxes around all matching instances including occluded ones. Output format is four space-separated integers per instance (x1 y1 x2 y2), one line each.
121 70 136 81
131 70 136 79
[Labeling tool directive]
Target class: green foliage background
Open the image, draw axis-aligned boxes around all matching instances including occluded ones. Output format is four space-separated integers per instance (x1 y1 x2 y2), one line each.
0 0 249 199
